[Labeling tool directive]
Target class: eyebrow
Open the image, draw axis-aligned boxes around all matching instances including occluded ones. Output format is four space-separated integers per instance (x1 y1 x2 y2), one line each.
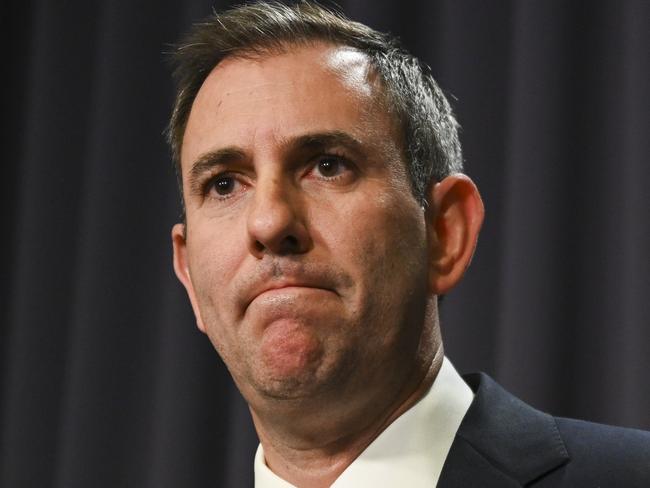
287 130 365 155
186 130 365 193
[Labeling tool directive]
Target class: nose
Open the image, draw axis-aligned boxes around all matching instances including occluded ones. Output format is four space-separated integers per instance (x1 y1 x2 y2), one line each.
246 176 312 257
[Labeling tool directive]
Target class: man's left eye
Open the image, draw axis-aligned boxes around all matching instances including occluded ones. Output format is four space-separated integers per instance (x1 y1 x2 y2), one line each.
315 156 346 178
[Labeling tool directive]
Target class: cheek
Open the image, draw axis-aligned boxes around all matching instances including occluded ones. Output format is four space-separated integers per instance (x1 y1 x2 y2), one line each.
351 194 425 263
319 191 427 297
186 220 243 315
186 228 248 369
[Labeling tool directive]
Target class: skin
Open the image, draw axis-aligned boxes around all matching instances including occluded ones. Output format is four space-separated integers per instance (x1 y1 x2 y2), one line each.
172 42 484 487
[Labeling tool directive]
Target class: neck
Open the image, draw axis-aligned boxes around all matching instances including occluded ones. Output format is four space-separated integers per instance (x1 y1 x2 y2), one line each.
252 342 444 487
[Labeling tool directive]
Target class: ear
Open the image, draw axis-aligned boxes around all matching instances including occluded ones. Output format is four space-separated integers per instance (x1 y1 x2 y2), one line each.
171 223 207 334
425 174 484 295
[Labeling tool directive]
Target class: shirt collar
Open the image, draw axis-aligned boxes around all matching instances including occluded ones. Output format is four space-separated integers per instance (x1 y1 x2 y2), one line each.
254 357 473 487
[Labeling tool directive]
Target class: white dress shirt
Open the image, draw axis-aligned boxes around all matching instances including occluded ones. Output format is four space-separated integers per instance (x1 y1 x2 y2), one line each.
254 357 473 487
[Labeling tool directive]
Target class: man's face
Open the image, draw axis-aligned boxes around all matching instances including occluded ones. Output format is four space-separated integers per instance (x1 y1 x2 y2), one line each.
174 44 434 407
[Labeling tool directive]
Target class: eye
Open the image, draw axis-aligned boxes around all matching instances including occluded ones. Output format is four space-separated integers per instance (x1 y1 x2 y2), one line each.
207 174 241 198
214 176 234 194
313 156 348 179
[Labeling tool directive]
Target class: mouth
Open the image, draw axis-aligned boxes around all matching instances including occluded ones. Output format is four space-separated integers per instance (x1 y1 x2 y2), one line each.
244 280 338 311
238 261 350 316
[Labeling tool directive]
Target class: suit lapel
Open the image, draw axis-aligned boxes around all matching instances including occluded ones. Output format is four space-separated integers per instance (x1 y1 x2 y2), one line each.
438 374 570 487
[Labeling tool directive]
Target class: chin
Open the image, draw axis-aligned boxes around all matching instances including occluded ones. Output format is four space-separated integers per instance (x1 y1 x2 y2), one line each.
251 338 353 401
255 344 323 397
249 364 328 400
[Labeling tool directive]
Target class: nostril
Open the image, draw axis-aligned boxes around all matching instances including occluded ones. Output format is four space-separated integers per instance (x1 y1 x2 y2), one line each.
279 234 301 254
285 235 299 247
253 240 265 253
252 234 301 255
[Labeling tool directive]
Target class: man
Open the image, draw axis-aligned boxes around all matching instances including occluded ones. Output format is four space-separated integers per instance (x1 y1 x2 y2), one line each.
167 2 650 486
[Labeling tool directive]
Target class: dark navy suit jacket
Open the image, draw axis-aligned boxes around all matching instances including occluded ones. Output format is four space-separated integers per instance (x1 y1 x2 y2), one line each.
438 373 650 487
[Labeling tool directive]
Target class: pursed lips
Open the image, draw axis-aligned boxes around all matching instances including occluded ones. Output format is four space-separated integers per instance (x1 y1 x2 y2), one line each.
244 280 337 311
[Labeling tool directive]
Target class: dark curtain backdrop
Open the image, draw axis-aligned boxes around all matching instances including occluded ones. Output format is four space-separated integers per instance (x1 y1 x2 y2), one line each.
1 1 648 486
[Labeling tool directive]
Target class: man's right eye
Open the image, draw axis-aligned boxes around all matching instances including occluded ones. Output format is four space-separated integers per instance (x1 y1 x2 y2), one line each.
208 175 239 197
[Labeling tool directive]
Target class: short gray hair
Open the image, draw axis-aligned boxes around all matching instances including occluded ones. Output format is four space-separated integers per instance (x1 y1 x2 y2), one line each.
167 1 463 206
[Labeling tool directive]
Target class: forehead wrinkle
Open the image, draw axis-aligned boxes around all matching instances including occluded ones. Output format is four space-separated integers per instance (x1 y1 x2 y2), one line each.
219 80 295 100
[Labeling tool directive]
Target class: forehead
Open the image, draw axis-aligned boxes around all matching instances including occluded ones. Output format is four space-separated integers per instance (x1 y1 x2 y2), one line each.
180 43 396 168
